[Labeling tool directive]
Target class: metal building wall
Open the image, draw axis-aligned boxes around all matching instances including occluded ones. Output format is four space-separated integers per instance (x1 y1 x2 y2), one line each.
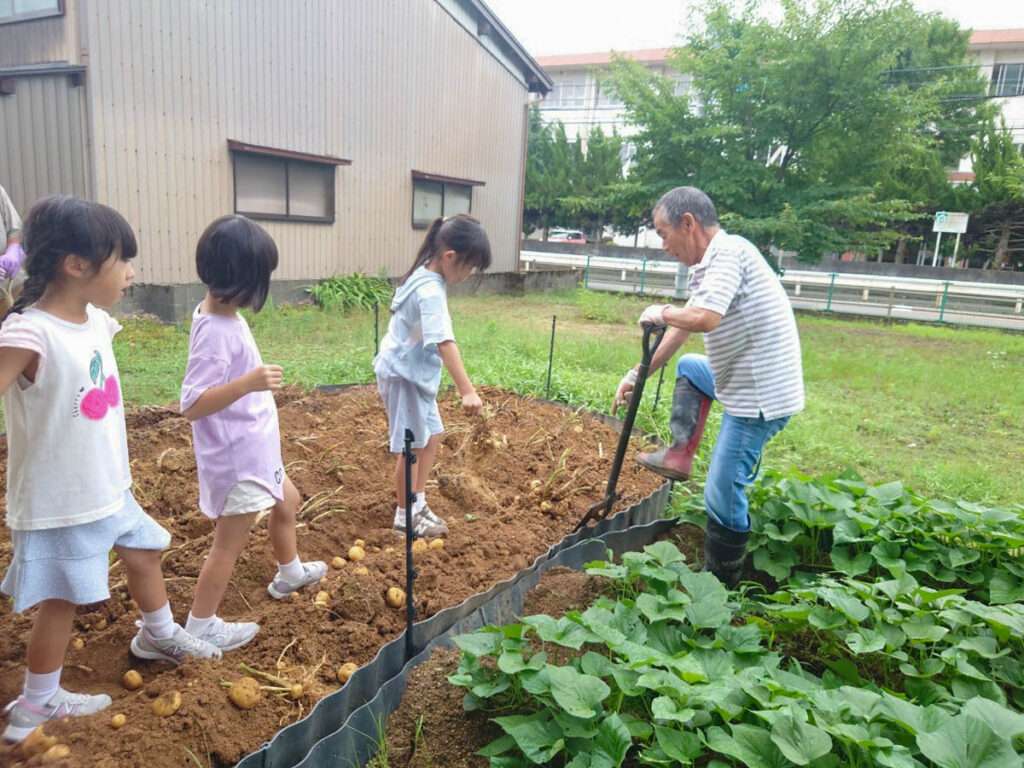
0 75 88 213
79 0 529 285
0 3 82 69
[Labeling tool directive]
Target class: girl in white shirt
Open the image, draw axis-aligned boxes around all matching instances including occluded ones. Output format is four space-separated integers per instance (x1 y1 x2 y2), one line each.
0 197 220 744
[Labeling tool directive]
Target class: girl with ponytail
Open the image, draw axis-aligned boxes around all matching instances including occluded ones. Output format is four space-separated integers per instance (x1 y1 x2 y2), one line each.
0 197 221 744
373 214 492 538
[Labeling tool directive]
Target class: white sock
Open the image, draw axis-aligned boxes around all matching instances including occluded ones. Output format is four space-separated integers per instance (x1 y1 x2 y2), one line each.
140 602 175 640
414 493 426 512
277 556 305 584
23 668 61 706
185 612 215 636
394 506 406 526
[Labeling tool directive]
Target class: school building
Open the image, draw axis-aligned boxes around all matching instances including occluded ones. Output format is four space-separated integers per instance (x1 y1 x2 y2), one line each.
0 0 551 319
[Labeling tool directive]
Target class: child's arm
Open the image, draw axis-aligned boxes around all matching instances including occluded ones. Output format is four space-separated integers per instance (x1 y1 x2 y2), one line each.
0 347 38 397
438 341 482 415
182 364 283 422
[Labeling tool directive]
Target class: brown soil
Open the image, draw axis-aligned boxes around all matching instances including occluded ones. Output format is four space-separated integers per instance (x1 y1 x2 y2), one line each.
0 386 664 767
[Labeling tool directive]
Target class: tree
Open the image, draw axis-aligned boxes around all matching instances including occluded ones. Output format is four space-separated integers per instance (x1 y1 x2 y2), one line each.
560 126 624 240
608 0 989 262
966 120 1024 269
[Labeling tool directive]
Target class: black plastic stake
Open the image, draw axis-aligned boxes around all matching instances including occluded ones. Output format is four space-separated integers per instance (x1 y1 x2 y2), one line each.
402 429 418 661
374 301 380 356
545 315 556 399
652 364 666 411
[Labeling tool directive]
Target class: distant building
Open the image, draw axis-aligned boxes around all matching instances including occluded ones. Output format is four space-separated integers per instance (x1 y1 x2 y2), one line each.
0 0 550 319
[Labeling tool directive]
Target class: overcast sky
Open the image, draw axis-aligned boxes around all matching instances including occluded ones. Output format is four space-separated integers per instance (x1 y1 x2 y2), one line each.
485 0 1024 58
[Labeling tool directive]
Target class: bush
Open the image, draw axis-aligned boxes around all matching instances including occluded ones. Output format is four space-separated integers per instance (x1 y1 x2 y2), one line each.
305 272 393 312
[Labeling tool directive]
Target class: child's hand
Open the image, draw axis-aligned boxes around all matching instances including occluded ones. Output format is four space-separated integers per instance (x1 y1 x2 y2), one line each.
242 364 284 392
461 390 483 416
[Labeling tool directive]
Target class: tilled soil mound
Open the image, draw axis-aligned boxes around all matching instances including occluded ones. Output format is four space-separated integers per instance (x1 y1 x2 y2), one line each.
0 386 663 767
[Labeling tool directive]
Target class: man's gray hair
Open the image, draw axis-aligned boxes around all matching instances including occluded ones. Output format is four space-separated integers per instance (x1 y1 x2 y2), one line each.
654 186 719 229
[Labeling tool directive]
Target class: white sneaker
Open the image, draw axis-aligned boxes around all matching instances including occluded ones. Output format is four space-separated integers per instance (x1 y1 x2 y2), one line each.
130 622 223 664
393 505 448 538
189 616 259 652
267 560 328 600
3 687 112 743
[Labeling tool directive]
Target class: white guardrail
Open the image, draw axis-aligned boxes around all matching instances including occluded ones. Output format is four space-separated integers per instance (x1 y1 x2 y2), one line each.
521 250 1024 331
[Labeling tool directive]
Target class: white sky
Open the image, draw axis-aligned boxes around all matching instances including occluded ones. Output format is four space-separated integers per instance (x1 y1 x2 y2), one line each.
485 0 1024 58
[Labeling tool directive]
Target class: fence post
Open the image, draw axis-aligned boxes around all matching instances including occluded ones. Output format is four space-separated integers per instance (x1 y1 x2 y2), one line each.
825 273 837 312
545 315 556 400
585 253 591 290
639 259 647 295
938 281 951 322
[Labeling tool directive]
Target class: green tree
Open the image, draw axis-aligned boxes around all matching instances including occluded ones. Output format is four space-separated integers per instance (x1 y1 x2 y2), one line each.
965 120 1024 269
560 126 624 240
608 0 989 262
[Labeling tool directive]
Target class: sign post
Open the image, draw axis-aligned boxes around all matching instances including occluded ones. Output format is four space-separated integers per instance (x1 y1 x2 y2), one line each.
931 212 969 267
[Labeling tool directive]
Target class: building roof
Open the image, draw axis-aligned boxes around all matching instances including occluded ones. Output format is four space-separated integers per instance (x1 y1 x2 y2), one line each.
464 0 553 93
968 28 1024 46
535 48 672 69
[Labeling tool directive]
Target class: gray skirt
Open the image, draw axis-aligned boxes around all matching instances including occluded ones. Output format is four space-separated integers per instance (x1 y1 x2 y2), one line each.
2 490 171 612
377 376 443 453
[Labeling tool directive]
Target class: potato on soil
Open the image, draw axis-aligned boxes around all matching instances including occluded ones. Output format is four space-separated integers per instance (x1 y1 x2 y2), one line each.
21 726 57 758
336 662 358 684
429 539 444 550
411 539 428 555
331 556 347 569
109 714 126 729
348 545 366 562
227 677 261 710
70 637 84 651
41 744 71 764
353 539 366 548
122 670 143 690
352 566 369 576
151 690 182 717
314 590 330 606
385 587 406 607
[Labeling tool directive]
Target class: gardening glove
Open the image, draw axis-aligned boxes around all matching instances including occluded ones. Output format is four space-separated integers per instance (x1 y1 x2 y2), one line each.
0 242 25 280
637 303 672 330
612 368 638 416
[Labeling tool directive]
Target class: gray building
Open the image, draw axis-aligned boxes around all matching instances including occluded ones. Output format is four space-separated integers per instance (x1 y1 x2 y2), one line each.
0 0 550 317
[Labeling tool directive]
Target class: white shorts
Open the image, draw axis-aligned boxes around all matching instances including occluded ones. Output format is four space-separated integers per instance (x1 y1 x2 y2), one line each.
377 377 443 453
221 481 276 516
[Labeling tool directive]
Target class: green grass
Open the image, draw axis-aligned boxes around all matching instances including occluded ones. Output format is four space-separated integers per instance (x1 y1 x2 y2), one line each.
112 290 1024 506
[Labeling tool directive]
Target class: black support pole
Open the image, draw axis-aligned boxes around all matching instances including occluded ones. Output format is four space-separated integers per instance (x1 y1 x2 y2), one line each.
402 429 418 661
545 315 556 400
374 301 380 357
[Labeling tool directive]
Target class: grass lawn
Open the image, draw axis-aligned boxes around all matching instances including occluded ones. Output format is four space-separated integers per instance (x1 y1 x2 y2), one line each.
113 289 1024 507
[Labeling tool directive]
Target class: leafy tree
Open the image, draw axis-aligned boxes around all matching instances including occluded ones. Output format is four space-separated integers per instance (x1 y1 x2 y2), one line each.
964 120 1024 269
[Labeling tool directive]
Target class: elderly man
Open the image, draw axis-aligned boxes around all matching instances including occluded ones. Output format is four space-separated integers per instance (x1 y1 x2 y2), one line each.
614 186 803 588
0 184 26 287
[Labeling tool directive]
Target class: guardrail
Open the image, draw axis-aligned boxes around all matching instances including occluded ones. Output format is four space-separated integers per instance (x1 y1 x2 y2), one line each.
521 250 1024 331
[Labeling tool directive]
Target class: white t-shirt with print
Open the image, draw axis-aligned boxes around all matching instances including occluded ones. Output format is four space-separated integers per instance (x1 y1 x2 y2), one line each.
0 305 132 530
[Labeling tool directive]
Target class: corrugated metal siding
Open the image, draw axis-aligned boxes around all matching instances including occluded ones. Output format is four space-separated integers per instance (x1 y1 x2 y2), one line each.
81 0 528 285
0 2 82 68
0 75 88 213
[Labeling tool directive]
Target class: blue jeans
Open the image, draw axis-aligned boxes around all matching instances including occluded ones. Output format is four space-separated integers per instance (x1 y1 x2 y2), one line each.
676 354 790 533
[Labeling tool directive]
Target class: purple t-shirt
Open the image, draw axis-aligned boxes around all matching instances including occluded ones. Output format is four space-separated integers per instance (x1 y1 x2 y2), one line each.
180 305 284 518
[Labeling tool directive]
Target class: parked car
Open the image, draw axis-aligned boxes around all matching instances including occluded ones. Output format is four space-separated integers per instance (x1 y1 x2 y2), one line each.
548 229 586 244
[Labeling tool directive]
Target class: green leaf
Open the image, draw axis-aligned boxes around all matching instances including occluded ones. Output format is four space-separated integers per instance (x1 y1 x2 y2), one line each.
493 711 566 764
961 697 1024 739
867 481 904 505
753 546 800 581
845 628 886 654
453 630 502 657
477 733 516 757
547 664 611 719
830 546 873 577
988 571 1024 605
902 620 949 643
521 615 590 649
770 714 833 765
593 714 632 767
651 696 696 724
916 713 1019 768
90 350 102 385
498 650 547 674
654 724 702 762
705 724 791 768
644 540 687 566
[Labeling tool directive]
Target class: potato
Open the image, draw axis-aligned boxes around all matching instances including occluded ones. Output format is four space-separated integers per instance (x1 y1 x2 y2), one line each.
314 590 330 606
540 500 553 513
384 546 395 554
386 587 406 608
348 545 366 562
411 539 428 555
93 618 107 631
336 662 358 684
353 539 366 548
227 677 261 710
319 577 328 586
122 670 143 690
151 690 182 717
21 726 57 758
41 744 71 764
288 684 303 700
109 714 126 729
353 566 369 576
429 539 444 550
70 637 84 651
331 556 347 569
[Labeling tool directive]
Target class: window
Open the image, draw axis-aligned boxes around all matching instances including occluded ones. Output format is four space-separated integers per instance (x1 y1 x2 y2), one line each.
0 0 62 24
991 63 1024 98
596 82 622 108
228 140 350 223
410 171 484 228
544 80 588 108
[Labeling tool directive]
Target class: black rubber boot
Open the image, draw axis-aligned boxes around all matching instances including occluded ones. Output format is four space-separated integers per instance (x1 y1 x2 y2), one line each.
703 517 750 590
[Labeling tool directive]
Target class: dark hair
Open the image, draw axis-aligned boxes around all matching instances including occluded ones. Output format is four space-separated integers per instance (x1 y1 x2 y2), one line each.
4 195 137 321
400 214 492 285
195 215 279 312
654 186 719 229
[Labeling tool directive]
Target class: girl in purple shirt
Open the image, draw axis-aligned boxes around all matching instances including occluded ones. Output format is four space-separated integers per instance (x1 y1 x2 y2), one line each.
179 215 326 652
